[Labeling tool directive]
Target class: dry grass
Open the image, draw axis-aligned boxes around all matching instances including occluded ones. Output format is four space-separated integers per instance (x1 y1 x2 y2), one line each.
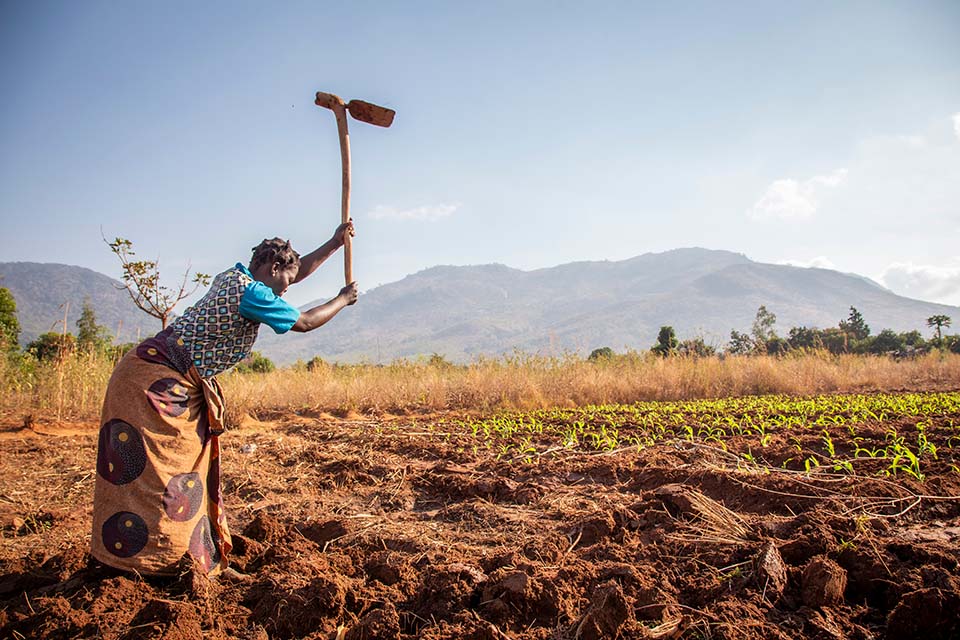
0 349 116 423
225 351 960 419
2 350 959 425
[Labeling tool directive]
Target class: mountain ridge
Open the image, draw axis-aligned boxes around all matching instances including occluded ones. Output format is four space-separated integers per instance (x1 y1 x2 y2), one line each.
257 248 958 363
2 249 956 363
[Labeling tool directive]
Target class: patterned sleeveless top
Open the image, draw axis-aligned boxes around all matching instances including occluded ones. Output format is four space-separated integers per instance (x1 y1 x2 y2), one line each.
171 266 260 378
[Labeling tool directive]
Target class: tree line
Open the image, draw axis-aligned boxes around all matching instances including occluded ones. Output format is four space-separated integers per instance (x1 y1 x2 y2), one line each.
0 286 276 373
0 288 124 362
626 306 956 359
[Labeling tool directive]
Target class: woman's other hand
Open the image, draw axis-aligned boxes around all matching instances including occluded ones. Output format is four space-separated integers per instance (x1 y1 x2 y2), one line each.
291 282 359 332
333 219 356 247
339 281 359 306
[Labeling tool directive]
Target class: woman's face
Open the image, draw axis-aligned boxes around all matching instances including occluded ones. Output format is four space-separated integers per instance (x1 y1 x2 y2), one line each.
260 262 299 296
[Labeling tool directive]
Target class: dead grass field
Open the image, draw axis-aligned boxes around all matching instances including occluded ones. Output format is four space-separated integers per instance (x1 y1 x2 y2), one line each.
3 351 960 425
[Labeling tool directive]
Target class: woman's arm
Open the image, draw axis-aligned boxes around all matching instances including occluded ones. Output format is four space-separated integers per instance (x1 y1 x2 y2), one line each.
293 221 355 284
290 282 358 332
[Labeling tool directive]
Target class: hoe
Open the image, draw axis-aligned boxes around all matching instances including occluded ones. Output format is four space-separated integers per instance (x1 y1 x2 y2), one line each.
314 91 396 285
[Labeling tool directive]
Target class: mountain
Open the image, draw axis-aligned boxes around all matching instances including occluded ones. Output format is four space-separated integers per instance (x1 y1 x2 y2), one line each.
3 250 957 363
0 262 159 345
255 248 959 363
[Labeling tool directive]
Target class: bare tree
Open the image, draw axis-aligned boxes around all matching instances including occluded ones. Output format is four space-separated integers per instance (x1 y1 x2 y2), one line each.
105 236 210 329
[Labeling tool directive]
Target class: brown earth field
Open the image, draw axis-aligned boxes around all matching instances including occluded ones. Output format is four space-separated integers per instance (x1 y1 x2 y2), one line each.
1 404 959 640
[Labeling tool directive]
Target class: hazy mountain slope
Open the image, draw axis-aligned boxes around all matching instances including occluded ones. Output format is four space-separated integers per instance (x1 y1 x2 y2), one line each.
4 251 955 362
256 249 958 363
0 262 159 345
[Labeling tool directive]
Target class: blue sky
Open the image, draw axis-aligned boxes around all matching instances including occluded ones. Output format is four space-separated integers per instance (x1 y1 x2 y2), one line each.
2 1 959 308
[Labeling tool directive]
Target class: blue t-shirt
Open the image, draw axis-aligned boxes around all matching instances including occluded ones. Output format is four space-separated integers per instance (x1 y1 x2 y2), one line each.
235 263 301 334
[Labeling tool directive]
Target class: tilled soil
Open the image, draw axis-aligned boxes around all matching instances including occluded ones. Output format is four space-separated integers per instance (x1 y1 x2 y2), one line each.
1 411 959 639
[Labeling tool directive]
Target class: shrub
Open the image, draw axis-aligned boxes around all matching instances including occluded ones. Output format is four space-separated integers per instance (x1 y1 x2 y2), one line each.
306 356 328 372
677 338 716 358
868 329 905 354
588 347 615 361
76 300 113 354
27 332 77 361
945 335 960 355
235 351 275 374
651 326 678 357
728 330 754 355
788 326 821 350
765 337 789 356
427 353 455 369
0 287 20 351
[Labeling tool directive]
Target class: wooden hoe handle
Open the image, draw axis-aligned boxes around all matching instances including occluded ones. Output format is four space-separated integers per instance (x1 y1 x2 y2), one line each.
333 103 352 287
316 90 395 287
316 92 353 286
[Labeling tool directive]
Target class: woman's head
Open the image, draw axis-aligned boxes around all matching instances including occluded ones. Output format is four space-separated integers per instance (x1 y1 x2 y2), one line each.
249 238 300 296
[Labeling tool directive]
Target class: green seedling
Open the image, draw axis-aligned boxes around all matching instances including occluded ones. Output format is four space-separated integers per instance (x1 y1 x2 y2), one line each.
821 430 836 458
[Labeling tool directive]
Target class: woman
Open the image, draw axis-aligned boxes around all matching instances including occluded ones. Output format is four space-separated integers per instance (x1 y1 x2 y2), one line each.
91 222 357 576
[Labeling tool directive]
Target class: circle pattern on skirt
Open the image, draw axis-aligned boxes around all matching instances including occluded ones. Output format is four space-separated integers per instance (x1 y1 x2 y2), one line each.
102 511 148 558
96 419 147 485
162 472 204 522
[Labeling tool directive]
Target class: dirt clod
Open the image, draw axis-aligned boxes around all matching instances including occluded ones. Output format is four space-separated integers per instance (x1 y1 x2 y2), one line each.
365 551 411 587
121 599 203 640
886 587 960 640
755 540 788 601
570 512 616 547
247 571 351 639
801 556 847 608
576 579 630 640
229 533 267 572
345 602 402 640
242 512 286 544
300 519 349 545
413 563 486 621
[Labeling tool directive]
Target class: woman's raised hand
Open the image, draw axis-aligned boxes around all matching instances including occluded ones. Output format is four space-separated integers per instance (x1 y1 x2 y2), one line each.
333 219 356 247
339 281 359 306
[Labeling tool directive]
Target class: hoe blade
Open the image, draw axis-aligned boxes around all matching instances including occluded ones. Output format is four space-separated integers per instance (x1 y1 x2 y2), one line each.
346 100 395 128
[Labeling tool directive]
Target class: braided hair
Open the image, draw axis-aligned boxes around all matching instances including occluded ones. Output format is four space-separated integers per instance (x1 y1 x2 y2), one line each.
250 238 300 273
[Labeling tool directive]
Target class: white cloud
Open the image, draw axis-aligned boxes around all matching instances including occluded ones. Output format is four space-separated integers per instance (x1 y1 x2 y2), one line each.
896 134 926 148
953 112 960 142
810 169 848 188
367 203 460 221
880 260 960 305
748 169 847 221
781 256 837 270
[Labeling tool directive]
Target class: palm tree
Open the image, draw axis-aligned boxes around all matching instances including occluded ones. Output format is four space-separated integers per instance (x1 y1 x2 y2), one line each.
927 315 952 344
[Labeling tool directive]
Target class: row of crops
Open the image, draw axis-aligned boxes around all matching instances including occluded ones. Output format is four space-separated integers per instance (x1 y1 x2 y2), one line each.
440 392 960 481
